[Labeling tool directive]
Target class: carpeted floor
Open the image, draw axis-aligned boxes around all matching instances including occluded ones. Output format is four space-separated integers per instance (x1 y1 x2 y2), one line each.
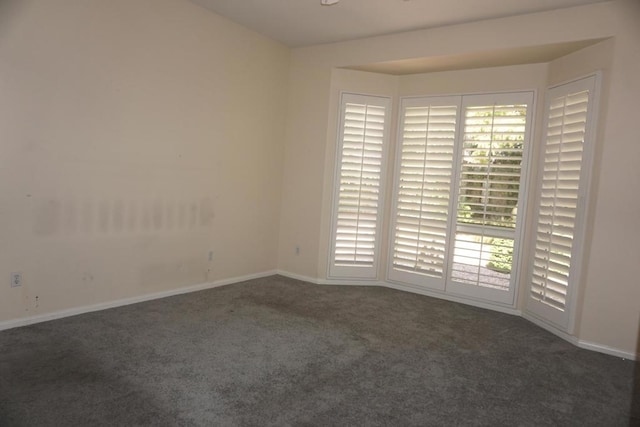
0 275 637 426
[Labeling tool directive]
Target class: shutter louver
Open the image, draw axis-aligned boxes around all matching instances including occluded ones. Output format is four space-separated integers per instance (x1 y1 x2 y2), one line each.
391 104 457 278
330 94 391 279
530 90 590 311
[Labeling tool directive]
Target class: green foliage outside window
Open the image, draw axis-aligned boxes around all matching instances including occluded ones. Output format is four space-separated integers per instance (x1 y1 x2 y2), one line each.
486 238 514 273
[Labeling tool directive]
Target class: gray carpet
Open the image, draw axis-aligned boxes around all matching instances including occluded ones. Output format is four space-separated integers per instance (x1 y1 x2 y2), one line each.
0 275 637 426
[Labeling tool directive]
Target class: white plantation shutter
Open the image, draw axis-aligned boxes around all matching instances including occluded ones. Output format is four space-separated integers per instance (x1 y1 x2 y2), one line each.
388 92 532 305
329 93 391 279
456 104 526 229
448 98 530 302
528 75 599 330
388 97 458 289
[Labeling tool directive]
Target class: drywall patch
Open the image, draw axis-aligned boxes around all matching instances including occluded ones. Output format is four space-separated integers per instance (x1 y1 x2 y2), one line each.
152 199 163 230
98 201 109 233
178 203 186 228
33 199 60 236
199 197 215 227
189 203 198 228
113 199 124 232
81 200 93 233
62 199 77 234
126 200 137 232
33 196 220 236
166 202 175 230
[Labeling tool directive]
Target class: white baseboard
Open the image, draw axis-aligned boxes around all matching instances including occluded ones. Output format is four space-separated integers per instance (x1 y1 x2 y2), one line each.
2 269 636 361
577 340 638 361
277 269 520 315
279 270 637 361
277 270 394 287
0 270 277 332
384 280 521 316
522 311 638 360
521 312 580 345
319 280 386 286
275 270 323 284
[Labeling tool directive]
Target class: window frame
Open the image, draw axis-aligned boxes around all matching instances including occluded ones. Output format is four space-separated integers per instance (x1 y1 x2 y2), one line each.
386 91 535 307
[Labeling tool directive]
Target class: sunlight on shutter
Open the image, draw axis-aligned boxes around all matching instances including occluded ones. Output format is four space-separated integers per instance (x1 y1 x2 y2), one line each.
392 105 457 278
334 103 384 265
330 94 390 278
531 90 589 311
450 104 527 291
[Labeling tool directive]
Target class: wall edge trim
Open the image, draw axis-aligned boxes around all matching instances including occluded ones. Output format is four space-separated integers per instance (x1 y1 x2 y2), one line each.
0 270 278 332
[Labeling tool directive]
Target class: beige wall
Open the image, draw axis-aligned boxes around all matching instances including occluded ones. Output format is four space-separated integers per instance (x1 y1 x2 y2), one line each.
558 3 640 353
0 0 290 322
278 0 640 356
276 59 331 278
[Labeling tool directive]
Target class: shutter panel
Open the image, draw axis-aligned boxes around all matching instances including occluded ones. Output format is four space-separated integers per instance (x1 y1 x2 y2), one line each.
527 75 599 330
329 93 391 279
450 102 528 292
388 96 459 289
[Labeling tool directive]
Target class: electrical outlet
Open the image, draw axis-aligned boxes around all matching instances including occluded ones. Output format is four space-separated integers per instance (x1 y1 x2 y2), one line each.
11 272 22 288
208 251 214 262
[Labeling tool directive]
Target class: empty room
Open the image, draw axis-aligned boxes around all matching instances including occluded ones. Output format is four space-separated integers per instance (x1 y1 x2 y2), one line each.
1 0 639 425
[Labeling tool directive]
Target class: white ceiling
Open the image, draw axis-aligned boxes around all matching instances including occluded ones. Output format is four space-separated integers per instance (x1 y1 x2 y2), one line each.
189 0 610 47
